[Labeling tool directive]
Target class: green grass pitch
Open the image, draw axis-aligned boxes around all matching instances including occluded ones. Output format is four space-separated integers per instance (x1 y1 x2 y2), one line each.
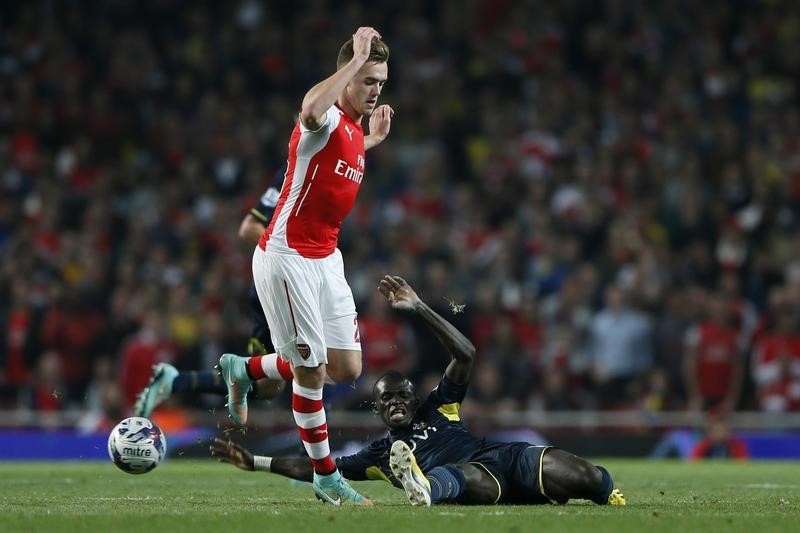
1 459 798 532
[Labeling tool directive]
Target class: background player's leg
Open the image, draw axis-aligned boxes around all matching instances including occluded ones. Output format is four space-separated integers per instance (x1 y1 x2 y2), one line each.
136 364 228 417
172 370 226 394
172 370 282 399
135 364 279 418
541 448 614 504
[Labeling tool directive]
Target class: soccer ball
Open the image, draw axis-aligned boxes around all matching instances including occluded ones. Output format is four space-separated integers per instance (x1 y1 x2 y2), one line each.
107 417 167 474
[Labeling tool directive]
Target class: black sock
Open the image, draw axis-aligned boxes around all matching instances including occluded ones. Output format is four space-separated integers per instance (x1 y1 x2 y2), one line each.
592 466 614 504
172 371 227 395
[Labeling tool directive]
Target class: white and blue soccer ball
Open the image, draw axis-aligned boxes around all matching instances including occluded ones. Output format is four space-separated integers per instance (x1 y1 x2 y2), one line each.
107 417 167 474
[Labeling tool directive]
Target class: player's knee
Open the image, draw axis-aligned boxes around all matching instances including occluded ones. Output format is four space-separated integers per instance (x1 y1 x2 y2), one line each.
456 464 498 504
326 353 362 383
293 364 328 388
329 364 361 383
542 448 602 491
457 464 483 484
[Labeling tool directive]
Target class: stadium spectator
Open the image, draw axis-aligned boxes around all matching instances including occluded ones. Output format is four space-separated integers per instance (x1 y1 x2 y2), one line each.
586 286 654 408
0 277 41 405
118 310 178 411
654 288 696 408
751 291 800 412
17 350 67 428
77 357 124 435
690 417 749 460
683 291 744 413
2 1 800 420
358 288 417 384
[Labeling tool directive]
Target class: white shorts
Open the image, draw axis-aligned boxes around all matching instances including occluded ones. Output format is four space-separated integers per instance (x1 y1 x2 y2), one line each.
252 247 361 368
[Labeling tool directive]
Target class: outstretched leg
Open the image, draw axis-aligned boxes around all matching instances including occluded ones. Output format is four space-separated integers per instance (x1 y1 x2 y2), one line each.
454 464 500 504
388 442 499 506
541 448 625 505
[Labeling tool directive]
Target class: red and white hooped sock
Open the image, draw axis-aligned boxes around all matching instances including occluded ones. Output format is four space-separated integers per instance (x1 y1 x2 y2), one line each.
247 354 293 381
291 381 336 475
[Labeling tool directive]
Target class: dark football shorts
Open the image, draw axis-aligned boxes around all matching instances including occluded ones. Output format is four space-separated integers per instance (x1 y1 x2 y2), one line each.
469 443 555 504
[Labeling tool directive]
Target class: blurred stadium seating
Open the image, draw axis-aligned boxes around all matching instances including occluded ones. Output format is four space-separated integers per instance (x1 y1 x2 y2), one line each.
2 1 800 456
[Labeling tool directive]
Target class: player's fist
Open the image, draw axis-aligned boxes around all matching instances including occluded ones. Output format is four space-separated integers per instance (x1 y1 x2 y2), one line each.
352 27 381 62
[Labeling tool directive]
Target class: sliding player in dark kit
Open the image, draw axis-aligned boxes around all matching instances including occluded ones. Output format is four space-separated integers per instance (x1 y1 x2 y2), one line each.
211 275 626 507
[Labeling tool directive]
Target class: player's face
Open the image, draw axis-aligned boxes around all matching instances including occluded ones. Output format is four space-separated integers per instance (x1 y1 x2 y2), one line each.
345 61 388 117
374 378 418 429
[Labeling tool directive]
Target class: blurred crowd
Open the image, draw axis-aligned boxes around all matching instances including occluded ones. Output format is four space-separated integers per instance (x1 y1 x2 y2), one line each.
2 0 800 430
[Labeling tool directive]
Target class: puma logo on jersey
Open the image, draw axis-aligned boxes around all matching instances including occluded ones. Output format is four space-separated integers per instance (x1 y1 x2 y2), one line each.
344 125 354 140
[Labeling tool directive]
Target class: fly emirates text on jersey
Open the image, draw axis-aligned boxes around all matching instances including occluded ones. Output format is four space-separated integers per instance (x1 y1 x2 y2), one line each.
334 154 365 184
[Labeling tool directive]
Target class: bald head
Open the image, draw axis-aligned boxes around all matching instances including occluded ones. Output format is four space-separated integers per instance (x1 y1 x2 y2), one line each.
373 370 418 429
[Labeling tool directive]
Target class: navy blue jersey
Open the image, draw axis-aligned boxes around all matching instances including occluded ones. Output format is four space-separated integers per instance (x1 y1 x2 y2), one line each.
337 375 507 484
247 165 286 350
250 166 286 225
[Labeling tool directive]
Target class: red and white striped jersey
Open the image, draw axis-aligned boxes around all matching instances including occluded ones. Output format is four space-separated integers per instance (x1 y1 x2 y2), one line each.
260 104 365 258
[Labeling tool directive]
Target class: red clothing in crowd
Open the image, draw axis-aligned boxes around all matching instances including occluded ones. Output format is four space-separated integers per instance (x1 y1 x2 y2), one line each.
751 332 800 412
119 331 178 409
39 307 103 385
685 322 740 402
5 309 33 385
359 316 412 374
690 437 749 459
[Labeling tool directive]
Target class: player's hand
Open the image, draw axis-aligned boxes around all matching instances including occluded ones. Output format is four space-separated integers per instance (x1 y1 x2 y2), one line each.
378 275 420 312
352 27 381 63
368 104 394 143
209 438 255 471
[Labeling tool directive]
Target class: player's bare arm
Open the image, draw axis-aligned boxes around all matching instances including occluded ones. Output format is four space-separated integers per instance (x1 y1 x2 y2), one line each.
238 214 266 245
365 104 395 150
300 27 381 130
210 438 314 481
378 275 475 384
